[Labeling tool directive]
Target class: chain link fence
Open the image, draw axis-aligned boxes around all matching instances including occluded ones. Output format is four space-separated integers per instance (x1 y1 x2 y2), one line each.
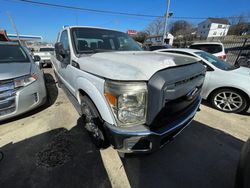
173 36 250 66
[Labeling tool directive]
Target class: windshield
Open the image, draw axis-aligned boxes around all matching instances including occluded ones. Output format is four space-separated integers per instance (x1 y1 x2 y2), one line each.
40 48 54 52
190 44 222 54
195 51 236 70
71 28 142 53
0 44 29 63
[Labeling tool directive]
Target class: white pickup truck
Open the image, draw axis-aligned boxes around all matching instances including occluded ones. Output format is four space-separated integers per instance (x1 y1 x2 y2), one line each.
51 26 206 155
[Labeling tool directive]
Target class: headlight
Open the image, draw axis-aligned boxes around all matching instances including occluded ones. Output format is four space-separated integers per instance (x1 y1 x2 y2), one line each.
104 80 147 127
14 74 38 88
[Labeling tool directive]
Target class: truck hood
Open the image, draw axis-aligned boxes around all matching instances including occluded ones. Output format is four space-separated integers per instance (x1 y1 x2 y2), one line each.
78 51 199 80
0 62 31 80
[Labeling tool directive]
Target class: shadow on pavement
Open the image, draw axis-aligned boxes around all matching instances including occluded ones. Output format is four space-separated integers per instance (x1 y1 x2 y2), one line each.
0 72 58 125
0 117 111 188
44 72 58 106
121 120 244 188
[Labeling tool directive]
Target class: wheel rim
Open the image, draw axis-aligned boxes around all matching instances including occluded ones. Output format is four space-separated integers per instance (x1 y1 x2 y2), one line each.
214 91 243 112
82 103 103 141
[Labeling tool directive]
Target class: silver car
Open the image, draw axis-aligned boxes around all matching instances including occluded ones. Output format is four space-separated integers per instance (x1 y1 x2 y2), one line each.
157 48 250 113
0 42 47 121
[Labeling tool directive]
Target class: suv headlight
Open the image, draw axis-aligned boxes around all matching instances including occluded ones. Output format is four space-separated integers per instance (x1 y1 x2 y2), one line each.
14 74 38 88
104 81 147 127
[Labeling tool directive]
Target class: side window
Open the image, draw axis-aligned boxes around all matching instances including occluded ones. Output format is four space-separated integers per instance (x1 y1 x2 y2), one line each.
60 30 69 50
57 30 70 63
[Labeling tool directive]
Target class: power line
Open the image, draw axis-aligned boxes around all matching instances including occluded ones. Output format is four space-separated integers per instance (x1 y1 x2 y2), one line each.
11 0 162 18
6 0 250 20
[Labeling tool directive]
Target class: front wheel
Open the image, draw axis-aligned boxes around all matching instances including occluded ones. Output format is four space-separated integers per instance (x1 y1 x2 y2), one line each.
80 96 109 149
210 89 249 113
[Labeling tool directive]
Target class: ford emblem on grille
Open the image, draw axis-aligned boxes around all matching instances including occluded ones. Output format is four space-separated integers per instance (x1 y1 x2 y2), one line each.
186 87 199 101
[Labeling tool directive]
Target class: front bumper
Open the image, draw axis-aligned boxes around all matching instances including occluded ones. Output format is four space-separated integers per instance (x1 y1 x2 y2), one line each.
104 97 201 153
0 76 47 121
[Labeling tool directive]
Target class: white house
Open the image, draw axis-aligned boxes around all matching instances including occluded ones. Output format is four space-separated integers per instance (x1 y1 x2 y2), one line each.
144 33 174 46
197 18 230 39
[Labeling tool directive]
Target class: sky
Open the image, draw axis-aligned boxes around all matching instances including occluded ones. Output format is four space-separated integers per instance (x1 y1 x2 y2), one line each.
0 0 250 42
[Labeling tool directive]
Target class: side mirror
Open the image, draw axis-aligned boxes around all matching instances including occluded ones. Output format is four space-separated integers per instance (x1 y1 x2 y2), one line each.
55 42 69 62
33 55 40 62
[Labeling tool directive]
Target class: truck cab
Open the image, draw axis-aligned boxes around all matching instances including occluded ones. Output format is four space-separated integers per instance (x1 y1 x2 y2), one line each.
51 26 206 154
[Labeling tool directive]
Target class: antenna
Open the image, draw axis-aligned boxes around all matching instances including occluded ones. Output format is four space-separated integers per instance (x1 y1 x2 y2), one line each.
7 11 21 43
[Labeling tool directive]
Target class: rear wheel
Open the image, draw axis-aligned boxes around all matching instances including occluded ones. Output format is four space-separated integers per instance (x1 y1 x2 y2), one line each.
80 95 109 149
210 89 249 113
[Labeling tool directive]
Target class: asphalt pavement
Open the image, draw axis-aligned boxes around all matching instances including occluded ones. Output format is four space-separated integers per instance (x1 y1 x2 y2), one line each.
0 68 249 188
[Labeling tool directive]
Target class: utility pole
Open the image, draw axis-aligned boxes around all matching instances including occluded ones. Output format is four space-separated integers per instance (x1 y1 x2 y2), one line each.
7 12 21 43
162 0 171 45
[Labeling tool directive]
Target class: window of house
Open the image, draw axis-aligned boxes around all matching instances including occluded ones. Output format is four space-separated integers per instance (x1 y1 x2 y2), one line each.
213 31 217 35
218 24 222 28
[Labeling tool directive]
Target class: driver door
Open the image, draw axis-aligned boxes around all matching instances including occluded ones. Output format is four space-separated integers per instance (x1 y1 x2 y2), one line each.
56 30 74 94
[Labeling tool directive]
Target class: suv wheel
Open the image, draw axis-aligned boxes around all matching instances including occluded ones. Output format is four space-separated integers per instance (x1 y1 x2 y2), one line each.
210 89 249 113
80 96 109 148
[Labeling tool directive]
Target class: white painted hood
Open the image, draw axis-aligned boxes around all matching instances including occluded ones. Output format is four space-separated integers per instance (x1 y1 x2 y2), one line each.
78 51 199 81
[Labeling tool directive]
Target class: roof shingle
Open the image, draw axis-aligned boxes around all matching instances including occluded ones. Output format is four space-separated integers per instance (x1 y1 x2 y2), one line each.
208 18 230 25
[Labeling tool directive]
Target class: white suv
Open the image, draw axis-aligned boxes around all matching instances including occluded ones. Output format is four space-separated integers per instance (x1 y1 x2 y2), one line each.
189 42 227 61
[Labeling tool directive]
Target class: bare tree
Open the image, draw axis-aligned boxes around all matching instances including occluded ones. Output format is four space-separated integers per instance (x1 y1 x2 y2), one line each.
132 31 149 43
145 17 165 35
229 14 247 25
169 20 193 37
228 13 250 35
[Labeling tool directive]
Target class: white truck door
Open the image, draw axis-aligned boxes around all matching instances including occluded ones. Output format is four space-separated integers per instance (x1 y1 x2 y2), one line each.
57 30 75 94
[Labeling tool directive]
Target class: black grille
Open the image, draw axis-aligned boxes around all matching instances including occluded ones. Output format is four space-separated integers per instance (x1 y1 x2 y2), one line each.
150 94 200 130
146 62 206 127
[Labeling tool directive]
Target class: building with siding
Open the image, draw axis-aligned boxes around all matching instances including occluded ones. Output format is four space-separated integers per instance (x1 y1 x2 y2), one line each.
197 18 230 39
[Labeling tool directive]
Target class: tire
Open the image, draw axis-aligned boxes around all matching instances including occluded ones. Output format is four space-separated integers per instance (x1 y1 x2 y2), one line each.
80 95 109 149
210 89 249 113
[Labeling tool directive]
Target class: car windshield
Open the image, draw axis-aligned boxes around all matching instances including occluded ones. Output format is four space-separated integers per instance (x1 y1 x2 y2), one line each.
190 44 222 54
195 51 237 70
71 28 142 53
40 48 54 52
0 44 29 63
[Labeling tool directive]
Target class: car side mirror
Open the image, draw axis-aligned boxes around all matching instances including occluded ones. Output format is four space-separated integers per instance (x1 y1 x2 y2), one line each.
55 42 69 62
33 55 40 62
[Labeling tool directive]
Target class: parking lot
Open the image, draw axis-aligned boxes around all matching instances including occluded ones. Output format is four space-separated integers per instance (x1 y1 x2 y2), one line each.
0 67 249 188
